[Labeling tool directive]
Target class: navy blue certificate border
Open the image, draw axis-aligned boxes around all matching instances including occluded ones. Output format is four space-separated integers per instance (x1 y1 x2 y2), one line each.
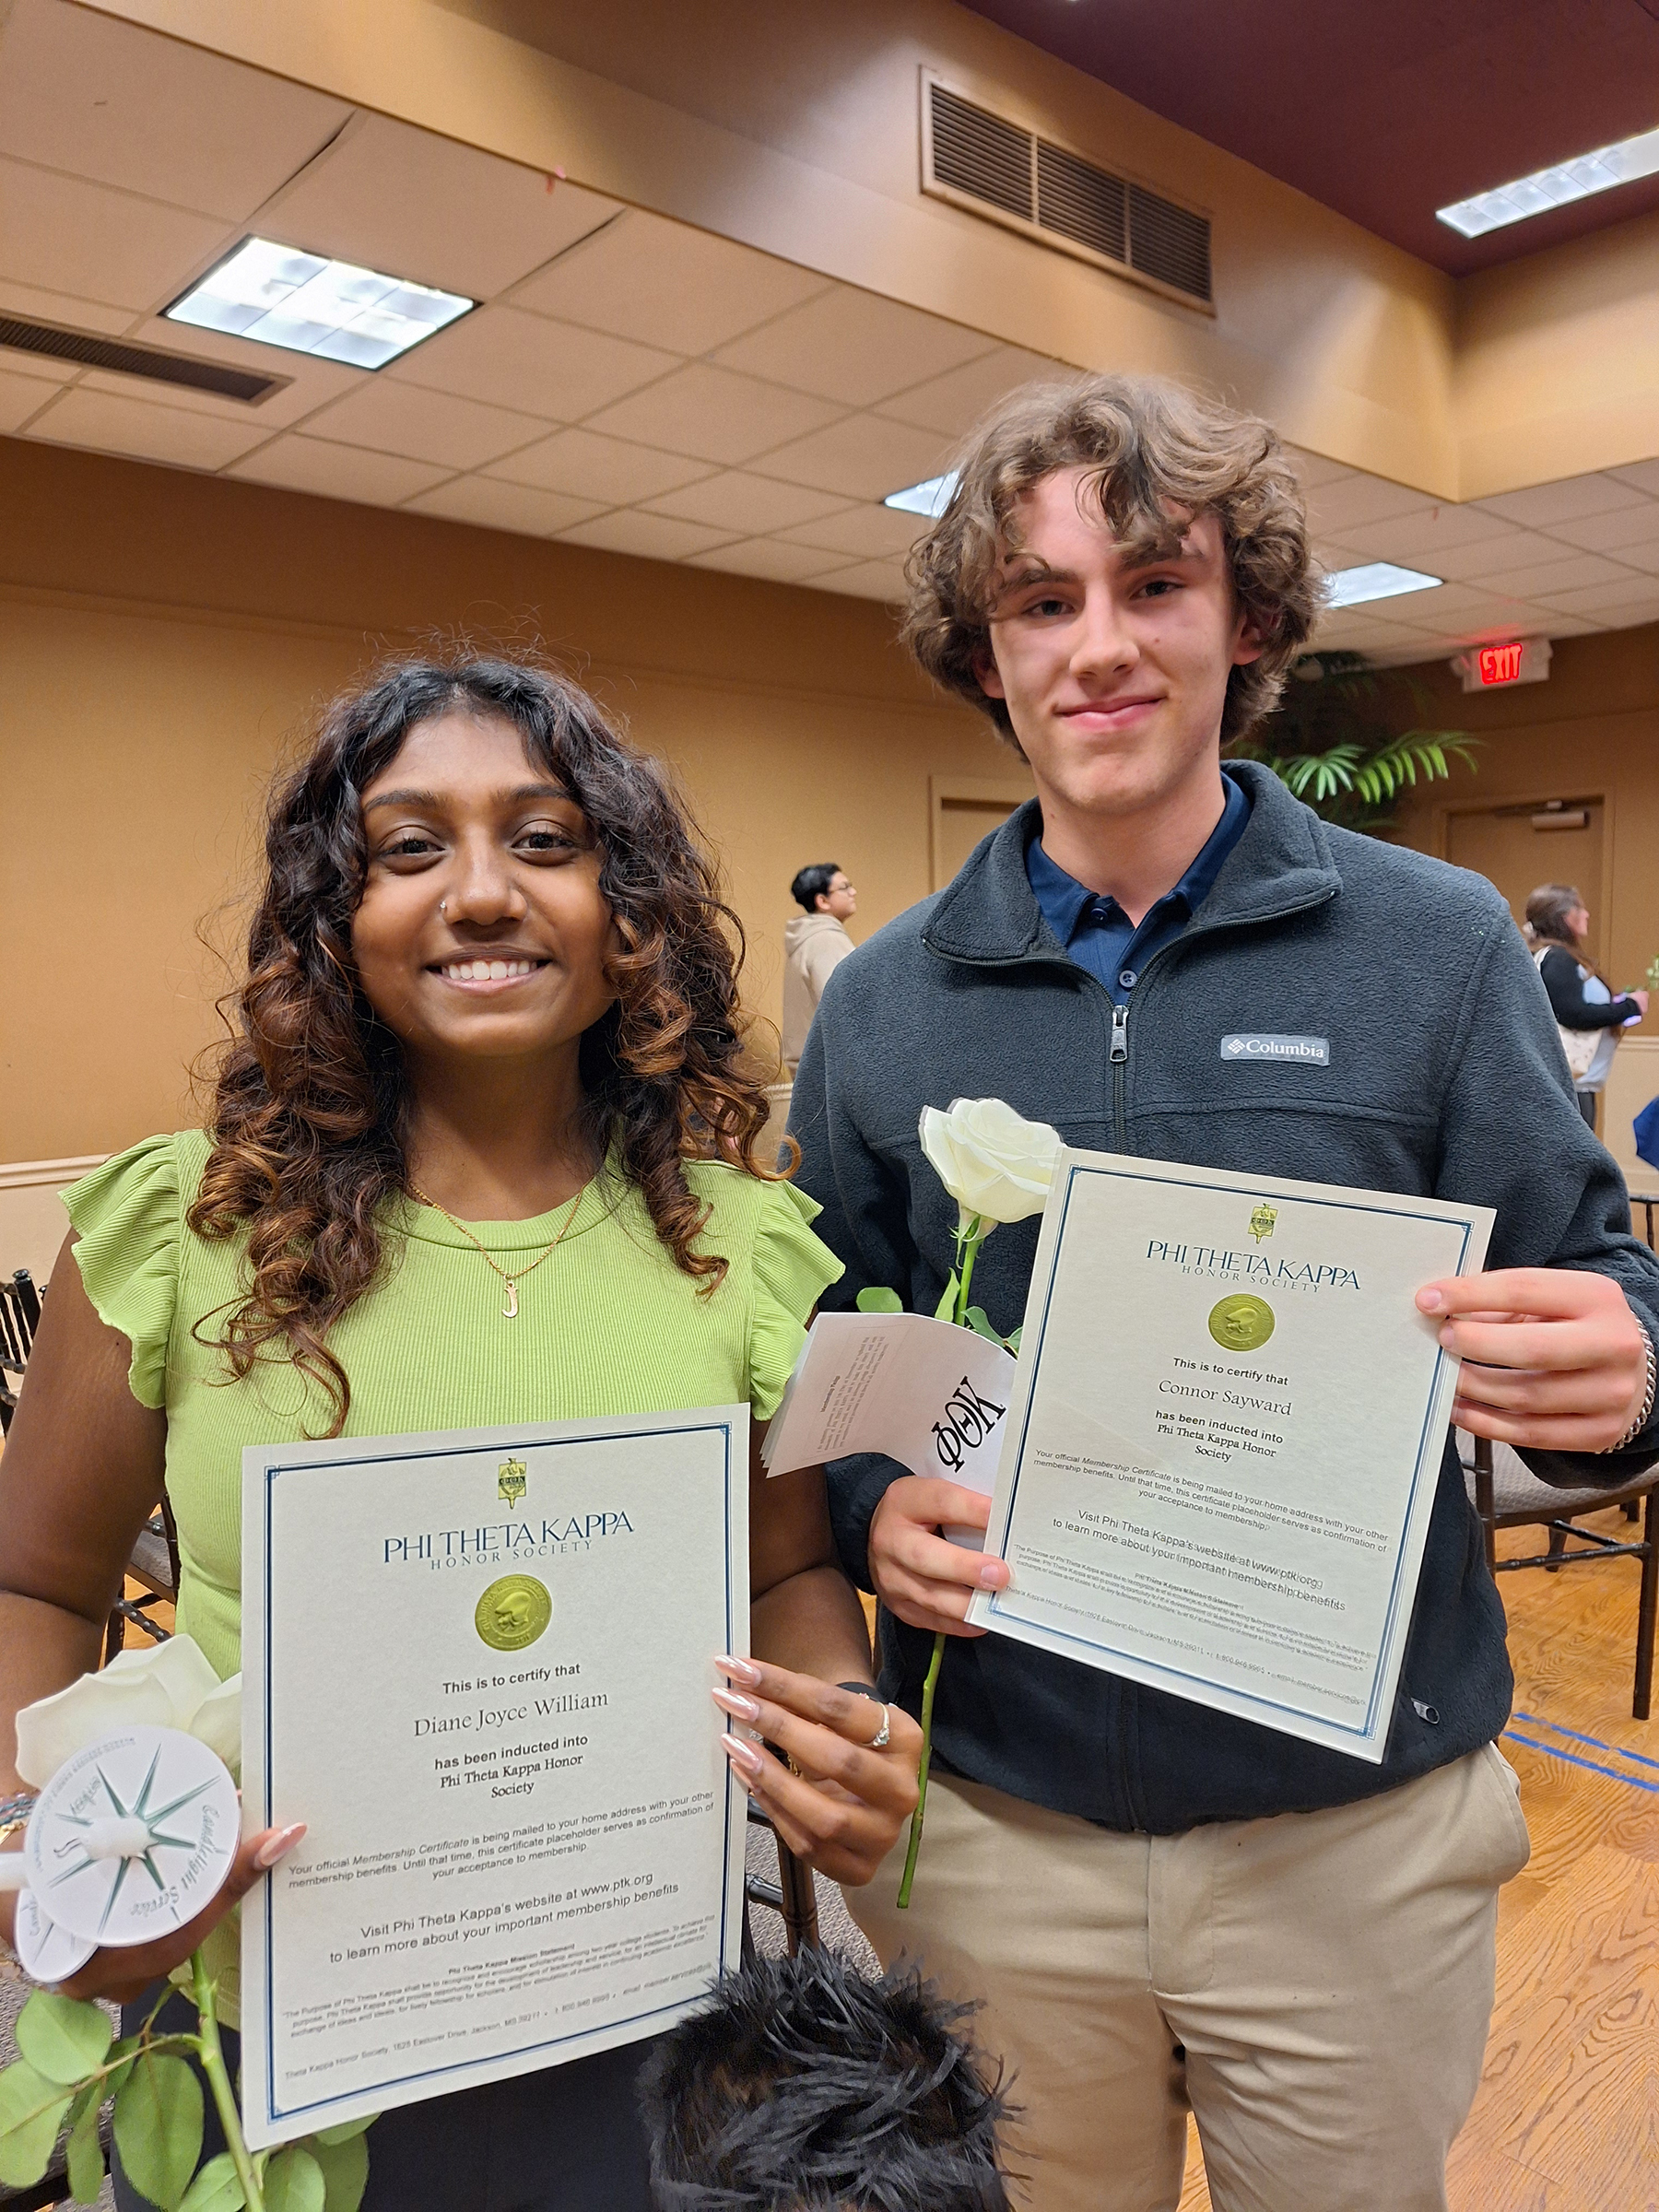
983 1163 1477 1747
254 1416 739 2130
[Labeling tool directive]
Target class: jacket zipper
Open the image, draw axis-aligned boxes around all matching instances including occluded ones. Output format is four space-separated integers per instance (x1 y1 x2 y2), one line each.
1110 1002 1128 1150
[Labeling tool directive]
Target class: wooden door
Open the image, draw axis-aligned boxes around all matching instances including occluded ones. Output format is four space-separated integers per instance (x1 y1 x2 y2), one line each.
1446 800 1606 963
930 775 1034 892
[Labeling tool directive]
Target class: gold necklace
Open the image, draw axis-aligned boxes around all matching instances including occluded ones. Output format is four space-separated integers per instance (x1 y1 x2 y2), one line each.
407 1182 582 1319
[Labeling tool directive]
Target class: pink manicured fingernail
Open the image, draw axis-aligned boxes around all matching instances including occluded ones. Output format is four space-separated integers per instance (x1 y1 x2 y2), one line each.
978 1559 1007 1588
712 1686 760 1723
715 1654 762 1686
722 1735 763 1776
254 1823 306 1870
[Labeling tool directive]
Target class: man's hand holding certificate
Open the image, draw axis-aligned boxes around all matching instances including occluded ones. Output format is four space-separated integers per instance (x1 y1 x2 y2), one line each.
966 1150 1494 1761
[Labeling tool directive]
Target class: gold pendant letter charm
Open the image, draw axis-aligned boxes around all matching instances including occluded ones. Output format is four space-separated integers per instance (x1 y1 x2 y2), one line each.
502 1277 519 1320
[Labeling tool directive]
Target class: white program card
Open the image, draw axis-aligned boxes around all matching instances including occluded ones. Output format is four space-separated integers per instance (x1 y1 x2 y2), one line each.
241 1407 748 2148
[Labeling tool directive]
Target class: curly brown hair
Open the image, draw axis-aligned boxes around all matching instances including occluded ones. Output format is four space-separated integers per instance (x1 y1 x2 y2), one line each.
903 372 1321 749
190 653 782 1433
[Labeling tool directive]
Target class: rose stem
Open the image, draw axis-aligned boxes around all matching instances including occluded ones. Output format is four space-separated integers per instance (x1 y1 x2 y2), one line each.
896 1630 946 1909
190 1948 265 2212
954 1216 982 1325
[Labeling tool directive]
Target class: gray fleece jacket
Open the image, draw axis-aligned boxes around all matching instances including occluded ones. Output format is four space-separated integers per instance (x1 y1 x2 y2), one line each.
787 761 1659 1832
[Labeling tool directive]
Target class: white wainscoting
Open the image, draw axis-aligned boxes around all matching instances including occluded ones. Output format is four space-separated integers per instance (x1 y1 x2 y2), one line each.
0 1155 108 1285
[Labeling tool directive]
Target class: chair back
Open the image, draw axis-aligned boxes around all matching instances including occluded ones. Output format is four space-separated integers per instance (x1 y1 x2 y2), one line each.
0 1268 43 1433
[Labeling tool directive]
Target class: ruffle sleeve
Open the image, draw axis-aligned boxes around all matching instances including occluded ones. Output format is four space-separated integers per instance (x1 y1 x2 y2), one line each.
62 1134 182 1410
748 1177 845 1420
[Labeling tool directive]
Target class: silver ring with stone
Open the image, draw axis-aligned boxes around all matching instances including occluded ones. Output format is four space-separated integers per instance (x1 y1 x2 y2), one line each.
867 1705 891 1750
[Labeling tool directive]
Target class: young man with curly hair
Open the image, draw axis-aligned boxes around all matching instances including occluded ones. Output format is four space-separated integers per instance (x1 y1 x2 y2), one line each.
787 375 1659 2211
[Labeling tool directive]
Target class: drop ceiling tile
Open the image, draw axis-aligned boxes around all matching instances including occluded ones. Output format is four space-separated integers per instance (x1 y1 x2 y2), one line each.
0 363 62 431
748 414 949 501
641 472 852 535
1606 459 1659 499
1302 476 1440 535
0 277 143 336
1542 502 1659 556
1534 616 1600 638
0 0 350 222
1476 473 1652 529
1323 503 1523 563
817 559 910 604
260 114 623 300
510 210 829 355
0 337 78 387
96 324 359 429
1523 573 1659 617
228 434 453 504
1405 531 1569 583
1607 538 1659 577
712 288 995 408
1397 583 1547 629
0 157 230 313
581 363 843 465
1284 448 1357 491
777 503 927 559
686 538 854 585
389 305 677 421
558 511 740 561
299 380 551 469
486 426 712 504
25 383 270 468
402 477 607 536
875 345 1071 437
1602 597 1659 630
1468 551 1641 599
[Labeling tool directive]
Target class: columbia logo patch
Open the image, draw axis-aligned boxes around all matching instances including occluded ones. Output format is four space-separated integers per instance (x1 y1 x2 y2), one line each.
1220 1033 1330 1065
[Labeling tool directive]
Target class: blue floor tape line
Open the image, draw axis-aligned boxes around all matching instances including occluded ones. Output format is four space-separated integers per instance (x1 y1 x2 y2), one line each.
1511 1709 1659 1771
1502 1729 1659 1794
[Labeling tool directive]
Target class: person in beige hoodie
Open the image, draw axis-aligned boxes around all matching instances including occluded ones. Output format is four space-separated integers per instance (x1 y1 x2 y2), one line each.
782 863 857 1073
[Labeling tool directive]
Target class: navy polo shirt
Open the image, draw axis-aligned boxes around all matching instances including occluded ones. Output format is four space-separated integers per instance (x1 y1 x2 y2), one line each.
1026 771 1252 1005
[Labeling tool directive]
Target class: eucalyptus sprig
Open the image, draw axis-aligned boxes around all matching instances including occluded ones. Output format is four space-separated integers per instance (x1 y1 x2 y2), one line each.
0 1966 371 2212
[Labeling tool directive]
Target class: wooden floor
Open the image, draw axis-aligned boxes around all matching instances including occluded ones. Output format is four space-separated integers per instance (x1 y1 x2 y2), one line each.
1178 1504 1658 2212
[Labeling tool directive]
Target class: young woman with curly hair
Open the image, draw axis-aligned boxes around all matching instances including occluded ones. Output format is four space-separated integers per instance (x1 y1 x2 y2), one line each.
0 654 920 2212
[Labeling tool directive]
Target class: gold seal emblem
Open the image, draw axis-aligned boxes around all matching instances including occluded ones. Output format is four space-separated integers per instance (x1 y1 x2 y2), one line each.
1248 1202 1277 1245
1207 1294 1276 1352
498 1456 527 1508
475 1573 552 1652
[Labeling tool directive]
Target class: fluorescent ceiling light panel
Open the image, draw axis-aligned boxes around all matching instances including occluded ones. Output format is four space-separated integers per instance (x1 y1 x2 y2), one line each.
166 238 474 370
1437 127 1659 239
884 471 959 517
1324 562 1442 609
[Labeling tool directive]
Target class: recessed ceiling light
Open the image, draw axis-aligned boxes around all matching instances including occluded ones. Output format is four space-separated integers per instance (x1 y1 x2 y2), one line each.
1324 562 1442 609
1437 127 1659 239
883 471 959 517
166 237 475 370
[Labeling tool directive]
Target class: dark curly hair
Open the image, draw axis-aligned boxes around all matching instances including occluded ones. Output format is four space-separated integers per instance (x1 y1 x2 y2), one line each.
903 372 1321 750
189 653 782 1433
639 1949 1014 2211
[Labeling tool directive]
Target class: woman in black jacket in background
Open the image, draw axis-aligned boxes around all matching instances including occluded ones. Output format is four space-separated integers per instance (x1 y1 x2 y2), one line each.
1525 882 1647 1131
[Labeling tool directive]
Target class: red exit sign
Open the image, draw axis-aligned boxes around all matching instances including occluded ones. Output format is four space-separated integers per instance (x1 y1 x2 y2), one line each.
1477 641 1524 686
1453 636 1550 693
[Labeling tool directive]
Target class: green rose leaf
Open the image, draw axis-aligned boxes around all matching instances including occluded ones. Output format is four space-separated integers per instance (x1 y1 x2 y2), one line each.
312 2113 374 2147
934 1272 959 1322
0 2060 76 2188
65 2098 105 2206
16 1990 113 2085
178 2150 249 2212
310 2125 371 2212
113 2051 205 2212
1005 1325 1021 1354
854 1286 903 1313
265 2143 327 2212
962 1306 1004 1345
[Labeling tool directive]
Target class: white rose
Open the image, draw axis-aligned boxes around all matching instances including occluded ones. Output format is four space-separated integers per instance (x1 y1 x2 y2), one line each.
918 1098 1063 1236
15 1635 241 1788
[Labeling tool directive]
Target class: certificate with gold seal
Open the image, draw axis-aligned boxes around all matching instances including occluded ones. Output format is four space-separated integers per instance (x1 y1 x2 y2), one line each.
239 1408 748 2149
968 1152 1492 1761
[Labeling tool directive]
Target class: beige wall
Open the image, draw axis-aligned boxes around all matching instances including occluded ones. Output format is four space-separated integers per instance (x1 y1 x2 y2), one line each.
0 433 1018 1166
1390 622 1659 1005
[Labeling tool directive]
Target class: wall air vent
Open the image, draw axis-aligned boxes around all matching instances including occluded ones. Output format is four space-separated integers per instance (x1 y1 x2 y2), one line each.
922 75 1213 312
0 315 287 402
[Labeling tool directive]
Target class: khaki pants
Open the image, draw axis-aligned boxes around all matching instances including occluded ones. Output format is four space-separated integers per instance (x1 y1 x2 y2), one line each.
845 1747 1530 2212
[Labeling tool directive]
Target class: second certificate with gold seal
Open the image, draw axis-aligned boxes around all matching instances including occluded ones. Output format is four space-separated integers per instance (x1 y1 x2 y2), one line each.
968 1151 1492 1761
